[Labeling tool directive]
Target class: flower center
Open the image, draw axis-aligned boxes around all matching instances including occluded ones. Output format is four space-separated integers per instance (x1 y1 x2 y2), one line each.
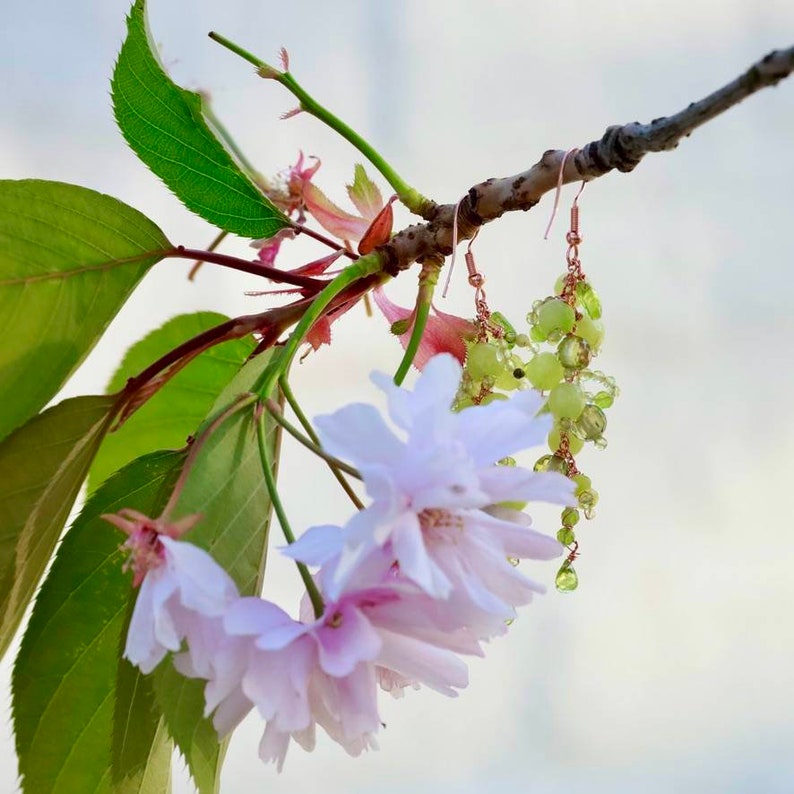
418 508 463 543
123 525 166 587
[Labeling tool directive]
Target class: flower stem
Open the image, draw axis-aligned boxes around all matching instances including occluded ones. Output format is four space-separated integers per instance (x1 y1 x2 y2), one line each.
277 378 364 510
208 31 431 216
252 254 383 397
256 407 324 618
188 230 228 281
169 246 326 291
393 258 442 385
161 393 256 521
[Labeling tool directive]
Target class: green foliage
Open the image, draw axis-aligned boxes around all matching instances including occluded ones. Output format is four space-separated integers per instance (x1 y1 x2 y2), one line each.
0 180 169 442
12 450 185 794
90 312 256 492
154 353 280 793
0 395 116 659
112 0 290 238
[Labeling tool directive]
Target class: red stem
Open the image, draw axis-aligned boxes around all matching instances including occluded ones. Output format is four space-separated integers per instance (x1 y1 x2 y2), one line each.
167 246 328 291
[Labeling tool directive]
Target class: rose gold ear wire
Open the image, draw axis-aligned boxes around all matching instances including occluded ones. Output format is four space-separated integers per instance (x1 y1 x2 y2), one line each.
441 195 466 298
442 197 490 336
543 148 578 240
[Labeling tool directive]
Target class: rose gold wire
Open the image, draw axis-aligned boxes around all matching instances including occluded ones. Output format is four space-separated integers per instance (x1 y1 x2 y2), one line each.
543 148 579 240
441 195 466 298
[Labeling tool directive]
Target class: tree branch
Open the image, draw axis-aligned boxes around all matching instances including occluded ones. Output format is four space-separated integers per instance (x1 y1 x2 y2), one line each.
379 45 794 275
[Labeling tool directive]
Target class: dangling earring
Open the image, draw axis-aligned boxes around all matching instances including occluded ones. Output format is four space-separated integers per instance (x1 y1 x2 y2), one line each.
524 151 618 592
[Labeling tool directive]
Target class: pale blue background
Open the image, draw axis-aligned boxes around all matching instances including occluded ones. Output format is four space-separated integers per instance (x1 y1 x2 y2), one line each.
2 1 794 792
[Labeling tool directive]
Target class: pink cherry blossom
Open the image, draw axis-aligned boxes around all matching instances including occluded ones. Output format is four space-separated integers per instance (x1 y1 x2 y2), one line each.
312 354 575 611
372 287 477 370
103 509 240 674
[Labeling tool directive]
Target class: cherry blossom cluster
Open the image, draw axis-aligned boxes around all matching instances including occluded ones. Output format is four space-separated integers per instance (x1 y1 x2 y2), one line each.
106 355 575 770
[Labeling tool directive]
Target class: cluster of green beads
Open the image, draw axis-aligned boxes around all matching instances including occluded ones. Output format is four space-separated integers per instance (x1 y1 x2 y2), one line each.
453 312 537 410
525 276 618 592
453 276 617 593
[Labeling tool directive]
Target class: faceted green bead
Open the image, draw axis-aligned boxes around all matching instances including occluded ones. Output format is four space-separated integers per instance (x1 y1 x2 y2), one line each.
557 334 592 370
557 527 576 545
548 382 586 420
561 507 580 527
536 297 576 337
575 281 602 319
574 404 607 440
575 316 605 351
533 455 553 472
554 273 568 294
555 562 579 592
578 488 599 509
593 390 614 409
524 352 564 391
491 311 517 341
548 426 584 455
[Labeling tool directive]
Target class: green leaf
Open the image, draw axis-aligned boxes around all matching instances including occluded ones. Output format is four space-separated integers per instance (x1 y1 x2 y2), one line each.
0 179 170 441
112 0 289 238
0 394 116 659
12 450 184 794
89 312 256 492
155 353 280 794
113 645 173 793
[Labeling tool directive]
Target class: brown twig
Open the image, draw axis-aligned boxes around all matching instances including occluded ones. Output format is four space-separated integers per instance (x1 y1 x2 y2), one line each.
378 46 794 276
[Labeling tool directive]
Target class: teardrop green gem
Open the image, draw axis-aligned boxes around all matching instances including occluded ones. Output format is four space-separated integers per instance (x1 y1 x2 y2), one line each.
555 563 579 592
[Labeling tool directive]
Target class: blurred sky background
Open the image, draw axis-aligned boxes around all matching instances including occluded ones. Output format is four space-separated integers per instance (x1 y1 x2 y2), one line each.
2 1 794 792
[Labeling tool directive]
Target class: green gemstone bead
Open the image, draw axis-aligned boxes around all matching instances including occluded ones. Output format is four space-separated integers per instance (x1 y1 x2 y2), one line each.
547 454 569 474
557 527 576 545
557 334 592 370
575 281 602 319
524 352 564 391
480 392 508 404
554 273 568 294
491 311 517 340
536 297 576 337
561 507 580 527
555 562 579 592
548 382 586 420
529 325 548 343
466 342 501 380
574 404 608 440
593 390 614 409
575 316 605 351
548 426 584 455
533 455 552 472
572 473 591 495
578 488 599 509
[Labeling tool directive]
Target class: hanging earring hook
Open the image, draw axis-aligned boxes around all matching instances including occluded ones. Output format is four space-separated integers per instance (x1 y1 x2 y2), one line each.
441 194 466 298
543 148 578 240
